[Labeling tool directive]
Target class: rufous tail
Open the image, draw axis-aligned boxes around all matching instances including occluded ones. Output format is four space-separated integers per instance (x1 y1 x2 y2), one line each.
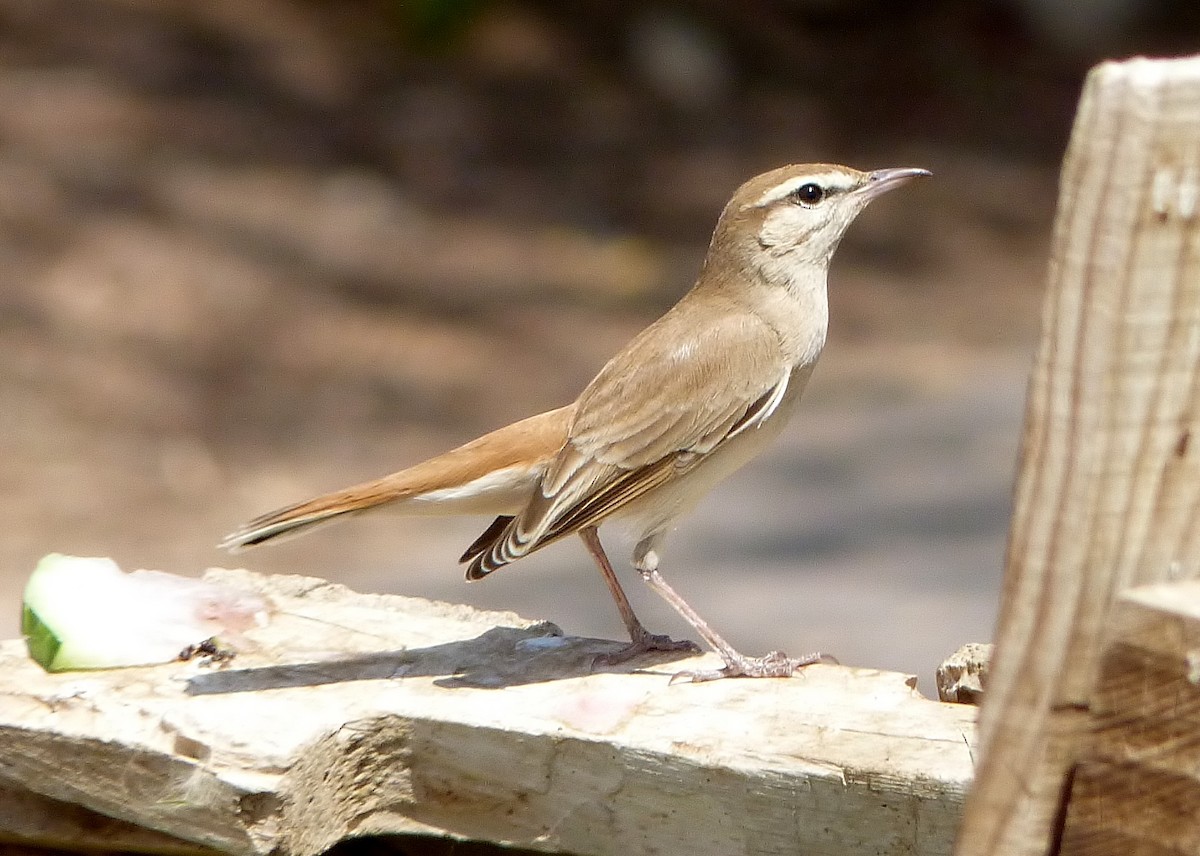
219 405 574 553
219 481 401 551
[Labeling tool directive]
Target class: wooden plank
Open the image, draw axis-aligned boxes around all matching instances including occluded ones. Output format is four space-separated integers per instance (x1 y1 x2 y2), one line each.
0 568 976 856
955 55 1200 856
1060 581 1200 855
0 781 223 856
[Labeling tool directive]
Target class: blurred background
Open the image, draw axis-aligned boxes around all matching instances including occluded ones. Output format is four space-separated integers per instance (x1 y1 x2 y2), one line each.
3 0 1198 691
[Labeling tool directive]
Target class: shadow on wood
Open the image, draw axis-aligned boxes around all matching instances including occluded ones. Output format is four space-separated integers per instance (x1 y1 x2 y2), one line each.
182 622 700 695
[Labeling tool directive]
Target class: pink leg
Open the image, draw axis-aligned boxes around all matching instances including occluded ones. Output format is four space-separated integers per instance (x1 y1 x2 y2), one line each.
578 527 698 663
635 559 829 682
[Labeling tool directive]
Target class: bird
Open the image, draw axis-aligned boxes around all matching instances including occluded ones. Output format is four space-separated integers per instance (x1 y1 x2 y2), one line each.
221 163 930 681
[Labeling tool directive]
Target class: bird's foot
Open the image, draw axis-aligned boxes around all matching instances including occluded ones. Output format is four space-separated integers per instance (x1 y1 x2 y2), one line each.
669 649 833 684
593 632 700 667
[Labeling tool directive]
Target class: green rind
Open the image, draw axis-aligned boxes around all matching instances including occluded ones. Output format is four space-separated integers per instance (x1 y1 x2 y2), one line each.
22 604 63 672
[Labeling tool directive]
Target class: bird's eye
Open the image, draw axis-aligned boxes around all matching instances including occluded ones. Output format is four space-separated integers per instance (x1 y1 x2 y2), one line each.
792 182 825 205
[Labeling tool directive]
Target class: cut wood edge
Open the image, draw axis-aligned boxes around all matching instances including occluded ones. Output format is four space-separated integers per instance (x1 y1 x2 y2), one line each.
1060 580 1200 854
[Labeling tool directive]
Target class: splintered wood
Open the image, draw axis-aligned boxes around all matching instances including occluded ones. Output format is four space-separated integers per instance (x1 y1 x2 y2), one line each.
955 56 1200 856
0 569 975 856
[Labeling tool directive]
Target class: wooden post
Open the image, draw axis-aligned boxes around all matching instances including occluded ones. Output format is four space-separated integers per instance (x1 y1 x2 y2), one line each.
955 55 1200 856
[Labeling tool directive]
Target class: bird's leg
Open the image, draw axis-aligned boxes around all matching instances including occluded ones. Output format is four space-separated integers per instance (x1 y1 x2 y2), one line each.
633 545 828 682
578 527 698 664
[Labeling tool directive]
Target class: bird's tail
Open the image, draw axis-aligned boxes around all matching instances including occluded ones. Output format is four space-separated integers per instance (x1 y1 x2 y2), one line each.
219 481 399 551
219 404 575 553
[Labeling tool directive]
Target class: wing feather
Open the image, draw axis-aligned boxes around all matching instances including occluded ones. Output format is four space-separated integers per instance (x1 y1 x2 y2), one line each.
462 296 793 578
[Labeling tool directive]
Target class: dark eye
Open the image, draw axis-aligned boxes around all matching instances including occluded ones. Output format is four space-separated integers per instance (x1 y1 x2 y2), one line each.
792 182 825 205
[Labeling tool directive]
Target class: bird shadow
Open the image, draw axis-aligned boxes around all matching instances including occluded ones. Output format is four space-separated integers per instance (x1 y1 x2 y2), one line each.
183 622 696 695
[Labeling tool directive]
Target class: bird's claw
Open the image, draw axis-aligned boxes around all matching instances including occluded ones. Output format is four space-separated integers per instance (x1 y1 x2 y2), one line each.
593 633 700 667
669 649 832 683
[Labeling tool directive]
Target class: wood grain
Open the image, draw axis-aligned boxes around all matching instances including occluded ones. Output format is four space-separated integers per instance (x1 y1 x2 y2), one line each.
1062 582 1200 855
955 55 1200 856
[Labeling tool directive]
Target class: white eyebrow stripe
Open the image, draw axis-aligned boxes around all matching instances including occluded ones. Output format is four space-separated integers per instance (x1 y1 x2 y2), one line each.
752 171 855 208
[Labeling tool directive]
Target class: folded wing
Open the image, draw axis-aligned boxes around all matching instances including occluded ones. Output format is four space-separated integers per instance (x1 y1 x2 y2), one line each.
463 299 790 578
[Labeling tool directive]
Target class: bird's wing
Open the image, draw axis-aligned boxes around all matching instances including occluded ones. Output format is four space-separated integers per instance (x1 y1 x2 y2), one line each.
463 302 789 576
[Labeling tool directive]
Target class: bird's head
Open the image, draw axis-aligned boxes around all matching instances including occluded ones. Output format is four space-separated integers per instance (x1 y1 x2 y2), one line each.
707 163 930 279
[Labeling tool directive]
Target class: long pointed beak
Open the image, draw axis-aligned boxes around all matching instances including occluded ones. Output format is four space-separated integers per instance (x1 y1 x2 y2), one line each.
858 167 932 201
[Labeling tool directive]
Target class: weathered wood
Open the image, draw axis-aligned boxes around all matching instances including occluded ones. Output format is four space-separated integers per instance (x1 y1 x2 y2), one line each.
1060 581 1200 855
956 55 1200 856
0 781 223 856
0 568 976 856
936 643 992 705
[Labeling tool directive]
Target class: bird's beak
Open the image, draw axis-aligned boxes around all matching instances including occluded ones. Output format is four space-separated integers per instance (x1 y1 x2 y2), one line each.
858 167 932 201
